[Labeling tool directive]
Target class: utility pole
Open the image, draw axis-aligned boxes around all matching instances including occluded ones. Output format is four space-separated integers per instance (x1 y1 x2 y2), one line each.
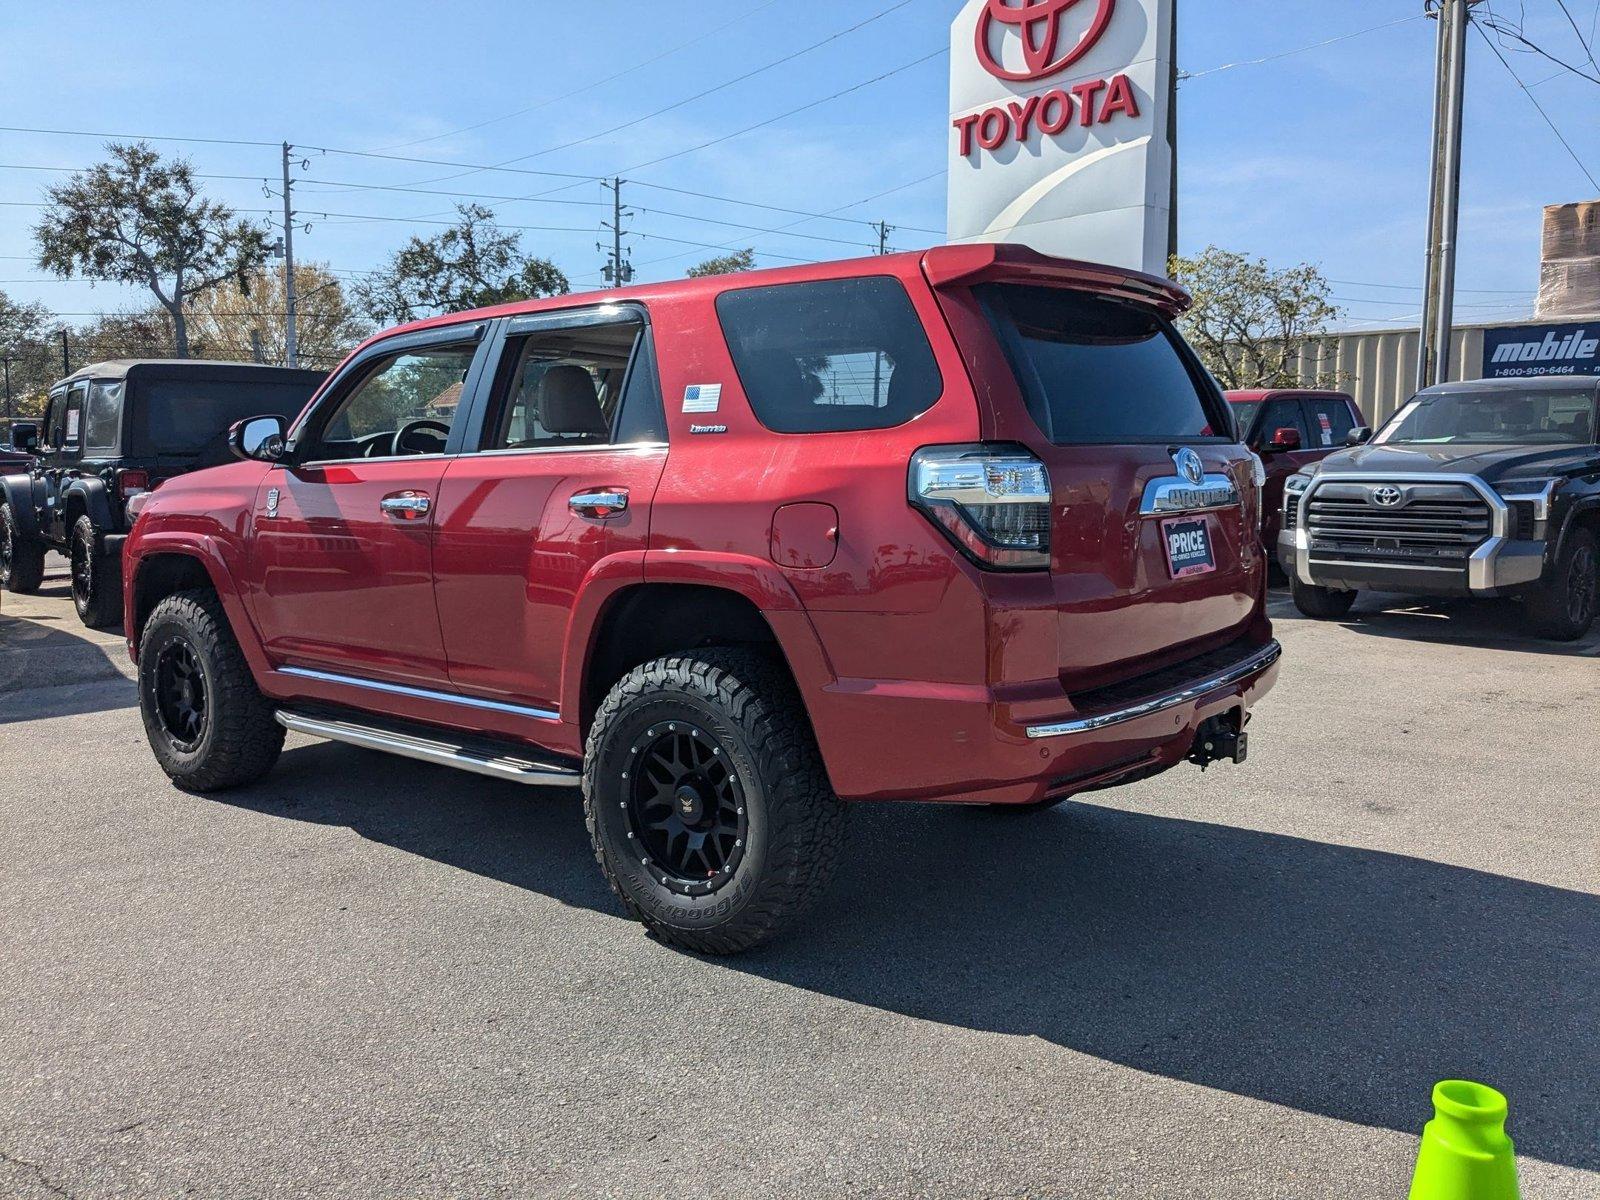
1167 0 1179 266
1417 0 1481 390
599 178 633 287
872 220 893 255
2 352 14 421
281 142 299 369
60 329 69 378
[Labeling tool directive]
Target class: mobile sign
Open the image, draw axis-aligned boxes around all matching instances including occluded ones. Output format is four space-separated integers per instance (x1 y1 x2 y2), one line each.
1482 321 1600 379
947 0 1176 276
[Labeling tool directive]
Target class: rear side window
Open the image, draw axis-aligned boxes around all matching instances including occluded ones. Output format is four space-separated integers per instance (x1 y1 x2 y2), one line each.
136 379 320 457
84 380 124 456
1306 396 1358 447
715 276 943 433
981 284 1219 443
1259 399 1310 447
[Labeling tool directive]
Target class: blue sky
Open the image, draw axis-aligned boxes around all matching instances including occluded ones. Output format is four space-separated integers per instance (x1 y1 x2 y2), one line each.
2 0 1597 332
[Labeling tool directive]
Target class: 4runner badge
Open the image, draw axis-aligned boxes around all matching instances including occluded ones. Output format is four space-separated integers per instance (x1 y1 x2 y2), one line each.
1173 448 1205 486
265 487 280 519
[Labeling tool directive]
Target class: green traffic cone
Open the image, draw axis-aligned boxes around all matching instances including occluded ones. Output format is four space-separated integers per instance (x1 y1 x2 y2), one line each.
1408 1080 1520 1200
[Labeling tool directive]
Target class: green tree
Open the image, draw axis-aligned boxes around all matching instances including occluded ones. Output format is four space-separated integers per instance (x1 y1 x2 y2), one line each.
355 204 569 324
34 142 270 359
1168 247 1342 389
1 289 61 420
687 249 756 278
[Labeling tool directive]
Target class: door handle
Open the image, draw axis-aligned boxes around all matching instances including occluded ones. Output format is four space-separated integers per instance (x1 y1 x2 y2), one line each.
380 491 432 520
569 490 628 519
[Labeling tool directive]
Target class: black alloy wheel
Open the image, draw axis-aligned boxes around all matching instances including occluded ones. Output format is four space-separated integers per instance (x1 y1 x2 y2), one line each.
624 721 748 896
1564 538 1597 629
152 638 209 753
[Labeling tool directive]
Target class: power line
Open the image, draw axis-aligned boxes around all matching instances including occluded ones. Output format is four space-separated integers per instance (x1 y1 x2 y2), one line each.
1551 0 1599 68
1478 8 1600 81
1179 14 1428 80
1473 17 1600 189
0 124 278 148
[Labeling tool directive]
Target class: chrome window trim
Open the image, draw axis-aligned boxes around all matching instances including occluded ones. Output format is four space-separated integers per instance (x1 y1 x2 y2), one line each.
276 666 559 722
288 452 460 469
1024 640 1282 740
1139 472 1241 516
472 441 669 461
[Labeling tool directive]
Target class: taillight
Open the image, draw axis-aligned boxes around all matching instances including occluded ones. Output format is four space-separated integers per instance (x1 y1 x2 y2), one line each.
117 469 150 499
909 444 1051 571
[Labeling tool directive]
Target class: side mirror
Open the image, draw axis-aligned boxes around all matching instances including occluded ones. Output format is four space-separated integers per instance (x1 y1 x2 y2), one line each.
11 422 38 452
1269 426 1302 452
228 415 288 463
1346 426 1373 446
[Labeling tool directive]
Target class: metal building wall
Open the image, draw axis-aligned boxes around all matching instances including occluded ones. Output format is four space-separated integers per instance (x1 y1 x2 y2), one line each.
1292 325 1488 425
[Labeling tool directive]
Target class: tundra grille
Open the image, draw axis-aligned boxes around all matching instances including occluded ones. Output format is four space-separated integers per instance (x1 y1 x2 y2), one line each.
1306 481 1493 564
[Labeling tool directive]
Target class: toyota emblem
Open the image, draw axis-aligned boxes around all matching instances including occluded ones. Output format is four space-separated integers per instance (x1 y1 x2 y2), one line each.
1173 448 1205 487
1371 486 1405 508
974 0 1118 83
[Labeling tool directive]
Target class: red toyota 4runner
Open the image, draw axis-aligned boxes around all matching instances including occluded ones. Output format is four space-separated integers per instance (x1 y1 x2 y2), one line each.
123 244 1281 953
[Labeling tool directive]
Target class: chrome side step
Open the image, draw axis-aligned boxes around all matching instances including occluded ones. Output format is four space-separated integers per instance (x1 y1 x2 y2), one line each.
274 711 582 788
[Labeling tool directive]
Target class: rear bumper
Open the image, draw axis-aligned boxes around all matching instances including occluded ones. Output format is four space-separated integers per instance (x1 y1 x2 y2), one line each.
1277 526 1545 597
807 637 1282 806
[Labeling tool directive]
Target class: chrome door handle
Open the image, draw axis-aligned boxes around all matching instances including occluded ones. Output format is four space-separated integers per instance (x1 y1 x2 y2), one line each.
569 490 628 518
380 492 432 520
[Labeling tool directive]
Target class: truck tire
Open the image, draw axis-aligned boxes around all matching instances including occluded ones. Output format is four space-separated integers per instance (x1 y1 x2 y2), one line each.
583 648 846 955
70 515 121 629
1290 575 1358 620
1525 526 1597 641
138 589 284 792
1 502 46 595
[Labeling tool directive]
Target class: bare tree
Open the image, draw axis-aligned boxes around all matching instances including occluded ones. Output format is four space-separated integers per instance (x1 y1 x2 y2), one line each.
185 264 370 369
34 142 270 358
1169 247 1342 389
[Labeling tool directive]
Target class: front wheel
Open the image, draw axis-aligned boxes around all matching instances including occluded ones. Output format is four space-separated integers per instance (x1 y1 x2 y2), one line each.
1525 527 1597 641
1 502 46 594
70 515 121 628
583 649 846 955
138 590 284 792
1291 575 1358 620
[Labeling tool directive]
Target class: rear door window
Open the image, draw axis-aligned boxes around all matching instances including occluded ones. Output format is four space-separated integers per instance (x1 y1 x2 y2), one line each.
715 276 943 433
1259 399 1310 448
1303 396 1357 448
980 284 1220 443
61 384 86 453
83 380 124 456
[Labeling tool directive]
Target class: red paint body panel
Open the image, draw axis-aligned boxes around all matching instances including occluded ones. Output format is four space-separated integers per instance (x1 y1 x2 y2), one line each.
124 245 1279 807
1227 389 1364 547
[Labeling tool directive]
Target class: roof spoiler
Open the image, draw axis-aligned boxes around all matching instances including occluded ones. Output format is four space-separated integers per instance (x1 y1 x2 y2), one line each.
919 243 1191 317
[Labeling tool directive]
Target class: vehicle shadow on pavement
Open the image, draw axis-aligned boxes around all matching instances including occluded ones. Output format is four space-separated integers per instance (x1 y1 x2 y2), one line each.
223 742 1598 1172
1268 590 1600 657
0 614 135 722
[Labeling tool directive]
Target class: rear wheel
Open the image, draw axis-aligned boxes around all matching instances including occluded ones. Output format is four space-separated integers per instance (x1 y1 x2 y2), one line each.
70 515 121 628
138 590 284 792
583 649 846 955
1290 575 1358 620
1525 527 1597 641
1 502 45 594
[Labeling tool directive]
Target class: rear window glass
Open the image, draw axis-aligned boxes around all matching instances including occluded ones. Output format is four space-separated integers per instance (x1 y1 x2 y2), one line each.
83 380 124 455
133 378 319 456
981 284 1218 443
715 276 943 433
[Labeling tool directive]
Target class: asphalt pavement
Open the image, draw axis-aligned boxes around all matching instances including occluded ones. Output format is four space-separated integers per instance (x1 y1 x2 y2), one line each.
2 555 1596 1198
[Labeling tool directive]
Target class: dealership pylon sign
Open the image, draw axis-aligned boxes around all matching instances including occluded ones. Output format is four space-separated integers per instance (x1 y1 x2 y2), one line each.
947 0 1176 276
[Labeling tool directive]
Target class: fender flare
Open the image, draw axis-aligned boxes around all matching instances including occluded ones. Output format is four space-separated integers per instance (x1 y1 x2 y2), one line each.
1551 494 1600 565
557 548 839 729
0 474 44 542
61 476 117 534
127 531 273 678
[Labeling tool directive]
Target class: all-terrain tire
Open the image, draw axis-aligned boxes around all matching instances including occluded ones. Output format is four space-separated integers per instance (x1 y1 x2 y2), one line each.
1 502 46 594
70 515 122 629
1525 526 1597 642
138 589 284 792
583 648 846 955
1291 575 1358 620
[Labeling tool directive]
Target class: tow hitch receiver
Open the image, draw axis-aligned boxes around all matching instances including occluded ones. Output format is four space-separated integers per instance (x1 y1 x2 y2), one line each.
1189 711 1248 769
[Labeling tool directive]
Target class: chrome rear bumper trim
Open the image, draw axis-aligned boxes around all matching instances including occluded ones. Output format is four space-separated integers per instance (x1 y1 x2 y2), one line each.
1024 640 1282 740
275 711 581 787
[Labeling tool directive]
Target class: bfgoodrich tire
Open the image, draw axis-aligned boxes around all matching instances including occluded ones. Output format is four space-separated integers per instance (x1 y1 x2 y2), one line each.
138 589 284 792
1 502 45 595
1290 575 1358 620
583 649 846 955
70 515 121 629
1525 526 1598 642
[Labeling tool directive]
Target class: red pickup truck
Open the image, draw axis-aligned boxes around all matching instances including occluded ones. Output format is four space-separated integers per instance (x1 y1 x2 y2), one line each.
123 244 1280 953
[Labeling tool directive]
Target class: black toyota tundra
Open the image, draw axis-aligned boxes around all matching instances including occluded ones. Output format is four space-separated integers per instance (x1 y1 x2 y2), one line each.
1278 376 1600 640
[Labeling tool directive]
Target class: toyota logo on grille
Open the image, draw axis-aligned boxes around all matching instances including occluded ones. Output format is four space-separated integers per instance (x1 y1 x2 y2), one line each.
1371 486 1405 508
974 0 1118 83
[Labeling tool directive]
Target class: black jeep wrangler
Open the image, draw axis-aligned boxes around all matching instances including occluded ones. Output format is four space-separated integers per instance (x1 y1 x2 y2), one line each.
1278 376 1600 640
1 360 324 627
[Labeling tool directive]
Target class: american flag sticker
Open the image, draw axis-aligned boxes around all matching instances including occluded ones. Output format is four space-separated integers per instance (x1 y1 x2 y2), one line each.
683 384 722 414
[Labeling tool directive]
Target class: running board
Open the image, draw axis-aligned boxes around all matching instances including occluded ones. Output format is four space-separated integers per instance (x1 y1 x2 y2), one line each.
274 711 582 788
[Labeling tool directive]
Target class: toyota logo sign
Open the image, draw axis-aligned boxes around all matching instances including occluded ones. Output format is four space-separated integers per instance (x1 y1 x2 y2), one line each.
1371 487 1405 508
974 0 1118 83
